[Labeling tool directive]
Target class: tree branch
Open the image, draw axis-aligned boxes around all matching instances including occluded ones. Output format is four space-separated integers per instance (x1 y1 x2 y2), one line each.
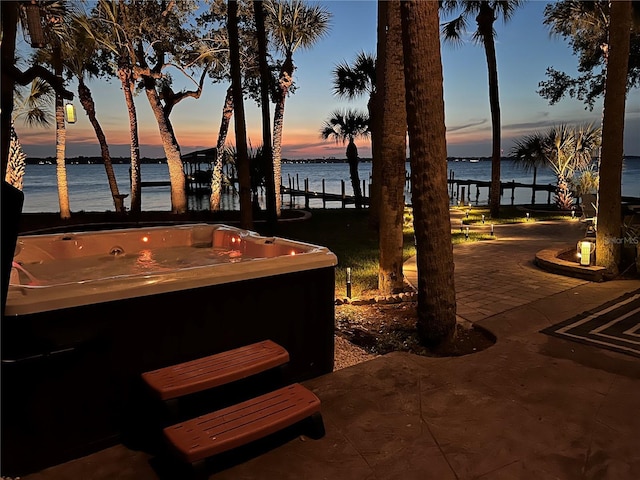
8 64 73 100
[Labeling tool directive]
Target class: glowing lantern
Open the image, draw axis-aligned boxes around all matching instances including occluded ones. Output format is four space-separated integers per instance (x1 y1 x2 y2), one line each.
65 103 77 124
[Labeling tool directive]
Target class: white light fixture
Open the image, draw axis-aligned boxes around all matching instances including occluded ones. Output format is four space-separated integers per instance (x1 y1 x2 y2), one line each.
65 103 77 124
577 240 595 266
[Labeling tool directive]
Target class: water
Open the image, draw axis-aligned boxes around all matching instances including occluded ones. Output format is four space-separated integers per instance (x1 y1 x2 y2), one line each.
20 158 640 213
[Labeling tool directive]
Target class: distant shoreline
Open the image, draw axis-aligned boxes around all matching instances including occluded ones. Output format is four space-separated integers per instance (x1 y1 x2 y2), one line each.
25 155 640 165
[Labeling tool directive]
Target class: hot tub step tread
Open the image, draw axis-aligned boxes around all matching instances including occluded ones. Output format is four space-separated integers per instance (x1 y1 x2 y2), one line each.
163 383 324 464
142 340 289 401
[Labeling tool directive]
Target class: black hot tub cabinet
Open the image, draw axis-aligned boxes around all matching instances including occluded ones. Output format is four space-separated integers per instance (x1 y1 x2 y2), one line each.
2 224 337 475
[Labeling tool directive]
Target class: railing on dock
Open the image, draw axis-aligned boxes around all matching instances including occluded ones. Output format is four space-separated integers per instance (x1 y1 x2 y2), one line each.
281 170 557 209
282 173 369 209
447 169 556 206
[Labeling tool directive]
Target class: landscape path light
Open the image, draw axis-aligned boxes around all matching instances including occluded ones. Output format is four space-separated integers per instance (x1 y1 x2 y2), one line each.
345 267 352 299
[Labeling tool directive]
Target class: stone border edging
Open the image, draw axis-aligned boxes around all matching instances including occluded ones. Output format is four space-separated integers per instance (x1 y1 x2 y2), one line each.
336 291 417 306
535 245 606 282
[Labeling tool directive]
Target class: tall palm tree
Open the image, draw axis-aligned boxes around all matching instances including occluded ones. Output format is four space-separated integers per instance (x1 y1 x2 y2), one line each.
265 0 331 216
54 44 71 219
35 0 74 219
511 124 601 210
596 0 633 275
377 0 407 295
254 0 277 231
320 109 370 209
62 12 122 211
401 0 457 347
441 0 523 218
332 51 380 221
79 0 143 212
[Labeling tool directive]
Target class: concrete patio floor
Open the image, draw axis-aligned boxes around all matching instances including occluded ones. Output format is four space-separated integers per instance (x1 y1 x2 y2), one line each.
19 216 640 480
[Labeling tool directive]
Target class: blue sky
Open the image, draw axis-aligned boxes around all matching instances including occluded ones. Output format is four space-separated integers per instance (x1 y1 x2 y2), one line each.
16 0 640 159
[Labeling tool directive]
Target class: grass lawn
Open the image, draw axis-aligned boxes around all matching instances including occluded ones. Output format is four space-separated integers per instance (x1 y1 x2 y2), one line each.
259 208 496 298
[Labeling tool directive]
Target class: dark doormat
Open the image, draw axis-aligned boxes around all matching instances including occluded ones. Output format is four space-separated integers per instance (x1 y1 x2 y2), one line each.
541 289 640 358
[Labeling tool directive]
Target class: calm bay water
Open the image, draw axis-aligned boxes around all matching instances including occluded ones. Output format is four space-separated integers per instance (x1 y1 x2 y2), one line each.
20 158 640 213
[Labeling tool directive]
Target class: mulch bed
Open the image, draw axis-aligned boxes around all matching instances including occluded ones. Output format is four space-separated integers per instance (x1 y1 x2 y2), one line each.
336 302 495 357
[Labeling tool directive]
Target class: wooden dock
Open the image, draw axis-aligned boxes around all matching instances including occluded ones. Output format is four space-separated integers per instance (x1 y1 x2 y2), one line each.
281 180 369 209
449 176 556 206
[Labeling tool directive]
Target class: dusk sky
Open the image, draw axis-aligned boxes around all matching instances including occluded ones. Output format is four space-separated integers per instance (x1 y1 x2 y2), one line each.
15 0 640 160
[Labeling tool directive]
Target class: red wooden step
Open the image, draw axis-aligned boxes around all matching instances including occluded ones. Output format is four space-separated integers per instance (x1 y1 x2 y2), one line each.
163 383 322 464
142 340 289 401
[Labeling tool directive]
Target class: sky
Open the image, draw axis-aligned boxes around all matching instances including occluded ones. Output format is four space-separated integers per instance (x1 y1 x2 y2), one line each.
14 0 640 160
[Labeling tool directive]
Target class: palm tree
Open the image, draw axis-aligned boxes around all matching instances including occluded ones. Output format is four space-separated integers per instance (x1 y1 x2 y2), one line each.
63 12 122 211
510 131 548 205
254 0 277 231
441 0 523 218
53 44 71 219
7 78 55 190
36 0 74 219
511 124 601 210
401 0 457 347
377 0 407 295
78 0 143 212
596 0 633 275
265 0 331 216
332 51 380 221
320 109 370 209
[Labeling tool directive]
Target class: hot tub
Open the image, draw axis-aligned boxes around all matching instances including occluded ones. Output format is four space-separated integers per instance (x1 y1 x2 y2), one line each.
2 224 337 475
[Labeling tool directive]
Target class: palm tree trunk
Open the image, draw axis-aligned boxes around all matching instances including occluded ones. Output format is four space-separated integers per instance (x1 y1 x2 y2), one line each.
54 46 71 220
229 0 252 229
477 3 502 218
118 65 141 213
346 140 363 209
378 0 406 295
78 79 121 210
401 0 456 347
254 0 277 232
596 0 632 275
143 81 187 214
272 55 294 217
210 85 233 211
369 0 387 229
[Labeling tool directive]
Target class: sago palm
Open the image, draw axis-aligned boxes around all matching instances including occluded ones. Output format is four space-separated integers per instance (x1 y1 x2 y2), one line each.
265 0 331 215
7 78 55 190
320 109 369 209
511 124 601 210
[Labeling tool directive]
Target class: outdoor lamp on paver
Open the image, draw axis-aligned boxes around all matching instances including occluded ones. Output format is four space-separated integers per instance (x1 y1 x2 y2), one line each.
577 240 595 266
